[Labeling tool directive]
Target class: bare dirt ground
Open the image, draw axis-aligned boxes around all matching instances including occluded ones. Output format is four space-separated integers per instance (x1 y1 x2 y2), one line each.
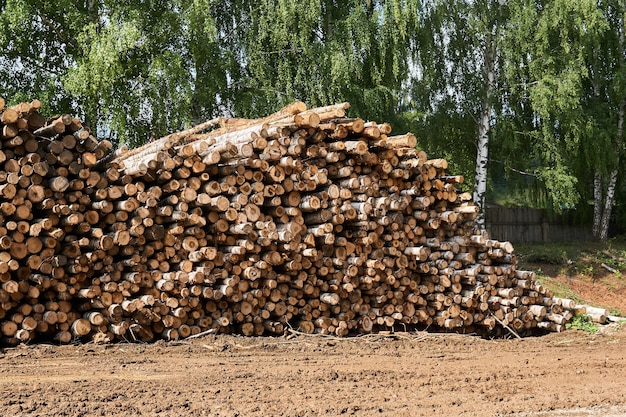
1 326 626 417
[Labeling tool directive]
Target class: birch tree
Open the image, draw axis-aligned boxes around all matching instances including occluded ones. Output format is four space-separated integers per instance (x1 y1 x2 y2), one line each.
226 0 420 124
509 0 623 239
592 1 625 240
414 0 509 228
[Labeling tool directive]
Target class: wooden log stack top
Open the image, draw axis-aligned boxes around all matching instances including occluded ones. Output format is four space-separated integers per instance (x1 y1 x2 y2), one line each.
0 97 579 345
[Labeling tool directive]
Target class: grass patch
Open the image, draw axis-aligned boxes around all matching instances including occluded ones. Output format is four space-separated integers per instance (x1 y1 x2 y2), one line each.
534 273 584 303
566 314 599 333
514 242 575 266
515 238 626 278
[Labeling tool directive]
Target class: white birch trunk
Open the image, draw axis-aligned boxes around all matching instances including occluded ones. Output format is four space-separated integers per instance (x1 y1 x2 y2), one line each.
597 12 625 241
592 171 603 238
598 100 624 240
473 39 496 230
599 170 618 241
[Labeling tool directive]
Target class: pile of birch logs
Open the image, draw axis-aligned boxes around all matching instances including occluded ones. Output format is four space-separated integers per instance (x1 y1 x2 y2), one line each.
0 98 113 344
0 97 579 345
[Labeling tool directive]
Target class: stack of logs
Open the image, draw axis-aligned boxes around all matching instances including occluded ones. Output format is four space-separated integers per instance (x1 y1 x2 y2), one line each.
0 98 113 343
0 97 579 345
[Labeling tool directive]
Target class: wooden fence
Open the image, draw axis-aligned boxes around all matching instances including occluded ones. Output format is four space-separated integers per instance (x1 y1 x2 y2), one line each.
485 206 593 243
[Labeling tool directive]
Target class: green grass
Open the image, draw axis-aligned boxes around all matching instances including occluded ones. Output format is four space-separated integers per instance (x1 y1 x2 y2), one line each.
515 241 597 266
534 273 584 303
566 314 599 333
515 238 626 279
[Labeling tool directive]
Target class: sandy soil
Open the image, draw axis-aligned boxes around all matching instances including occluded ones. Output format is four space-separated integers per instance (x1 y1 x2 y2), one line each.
1 326 626 417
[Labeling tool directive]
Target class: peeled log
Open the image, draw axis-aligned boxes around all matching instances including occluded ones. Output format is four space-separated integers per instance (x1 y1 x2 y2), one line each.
320 293 340 306
49 177 70 192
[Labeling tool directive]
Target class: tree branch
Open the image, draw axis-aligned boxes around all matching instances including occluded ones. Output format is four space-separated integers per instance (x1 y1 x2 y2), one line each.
35 9 80 56
490 159 539 177
8 55 65 77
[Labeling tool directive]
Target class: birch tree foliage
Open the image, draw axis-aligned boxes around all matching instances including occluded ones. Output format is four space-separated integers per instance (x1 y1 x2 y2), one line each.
0 0 213 146
236 0 419 123
0 0 420 146
499 0 584 207
525 0 609 204
0 0 85 112
506 0 624 238
63 1 201 146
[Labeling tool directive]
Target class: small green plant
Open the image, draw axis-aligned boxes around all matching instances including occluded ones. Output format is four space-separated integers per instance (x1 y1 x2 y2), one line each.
575 261 594 278
566 314 599 333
